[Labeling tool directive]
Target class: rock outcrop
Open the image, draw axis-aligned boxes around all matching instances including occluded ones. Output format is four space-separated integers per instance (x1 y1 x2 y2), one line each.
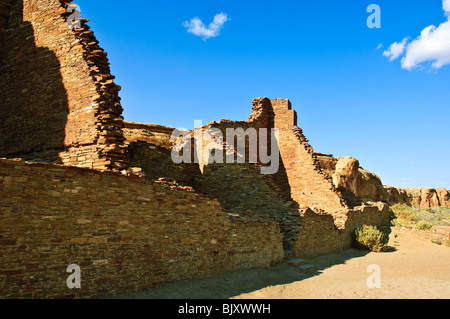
385 187 450 209
332 156 360 197
315 153 450 208
437 188 450 207
383 186 411 205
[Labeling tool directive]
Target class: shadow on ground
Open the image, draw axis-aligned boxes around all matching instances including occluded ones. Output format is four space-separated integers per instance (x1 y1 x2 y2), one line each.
112 246 397 299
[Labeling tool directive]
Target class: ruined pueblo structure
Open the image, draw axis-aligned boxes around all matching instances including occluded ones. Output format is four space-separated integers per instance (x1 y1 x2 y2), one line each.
0 0 447 298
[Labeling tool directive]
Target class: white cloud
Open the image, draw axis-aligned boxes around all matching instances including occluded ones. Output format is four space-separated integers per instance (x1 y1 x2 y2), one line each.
401 21 450 70
444 0 450 16
382 38 408 61
376 43 383 50
183 13 228 41
383 0 450 70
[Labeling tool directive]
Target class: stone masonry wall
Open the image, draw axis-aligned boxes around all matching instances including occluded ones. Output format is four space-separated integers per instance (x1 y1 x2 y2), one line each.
270 99 348 216
123 121 197 185
165 98 390 252
178 97 347 216
193 163 302 250
164 98 388 248
128 141 197 186
0 0 128 171
0 158 284 298
122 121 183 149
173 105 303 250
294 203 390 259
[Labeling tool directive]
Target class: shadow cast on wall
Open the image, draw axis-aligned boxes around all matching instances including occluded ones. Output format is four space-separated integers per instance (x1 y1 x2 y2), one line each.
0 0 69 163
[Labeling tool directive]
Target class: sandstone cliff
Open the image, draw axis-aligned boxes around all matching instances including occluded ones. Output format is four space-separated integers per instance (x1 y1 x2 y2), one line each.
315 153 450 208
384 187 450 208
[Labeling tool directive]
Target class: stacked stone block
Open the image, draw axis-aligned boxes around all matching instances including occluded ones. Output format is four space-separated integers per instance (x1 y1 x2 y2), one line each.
0 158 284 298
0 0 128 171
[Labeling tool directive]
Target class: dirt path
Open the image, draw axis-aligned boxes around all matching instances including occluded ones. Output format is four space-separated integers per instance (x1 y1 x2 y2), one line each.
234 228 450 299
117 228 450 299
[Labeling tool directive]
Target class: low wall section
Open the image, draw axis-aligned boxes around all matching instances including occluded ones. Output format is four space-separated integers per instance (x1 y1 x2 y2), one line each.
0 159 284 298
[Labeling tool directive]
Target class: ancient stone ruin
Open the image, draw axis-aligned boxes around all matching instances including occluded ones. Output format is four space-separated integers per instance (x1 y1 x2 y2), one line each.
0 0 446 298
0 0 128 171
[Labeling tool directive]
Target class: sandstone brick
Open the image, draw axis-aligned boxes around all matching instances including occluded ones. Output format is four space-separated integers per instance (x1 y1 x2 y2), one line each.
0 0 129 171
0 159 284 298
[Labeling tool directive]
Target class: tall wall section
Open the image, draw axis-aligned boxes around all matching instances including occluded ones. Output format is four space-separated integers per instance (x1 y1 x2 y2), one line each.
165 97 387 250
269 99 348 216
0 0 128 171
125 98 383 239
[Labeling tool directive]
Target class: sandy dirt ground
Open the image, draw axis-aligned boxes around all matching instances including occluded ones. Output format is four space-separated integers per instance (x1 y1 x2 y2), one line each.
116 227 450 299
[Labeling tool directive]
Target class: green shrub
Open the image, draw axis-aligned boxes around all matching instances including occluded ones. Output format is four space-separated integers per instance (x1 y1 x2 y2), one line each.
415 220 433 230
353 225 389 253
390 204 415 222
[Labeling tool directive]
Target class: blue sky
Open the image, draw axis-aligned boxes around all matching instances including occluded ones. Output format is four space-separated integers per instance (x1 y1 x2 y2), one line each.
75 0 450 188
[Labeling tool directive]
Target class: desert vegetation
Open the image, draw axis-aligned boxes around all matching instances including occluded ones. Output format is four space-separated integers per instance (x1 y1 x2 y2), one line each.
390 204 450 228
390 204 450 246
353 225 390 252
